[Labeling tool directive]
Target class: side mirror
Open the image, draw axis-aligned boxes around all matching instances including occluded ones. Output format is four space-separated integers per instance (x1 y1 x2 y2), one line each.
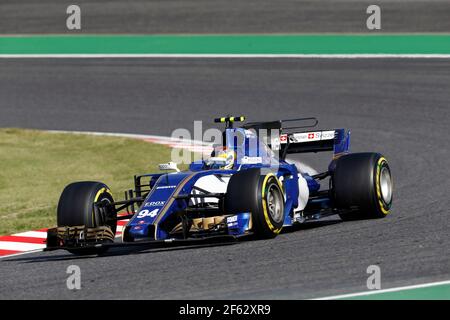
158 162 180 172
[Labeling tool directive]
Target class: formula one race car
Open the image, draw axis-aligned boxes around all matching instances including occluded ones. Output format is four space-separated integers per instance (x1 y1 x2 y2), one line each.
46 116 393 254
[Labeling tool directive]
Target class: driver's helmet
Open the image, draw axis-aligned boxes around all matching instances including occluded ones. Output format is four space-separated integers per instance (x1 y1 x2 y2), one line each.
206 146 235 169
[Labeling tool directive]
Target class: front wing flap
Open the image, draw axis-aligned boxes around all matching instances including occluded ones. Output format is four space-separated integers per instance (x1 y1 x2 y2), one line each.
44 233 241 252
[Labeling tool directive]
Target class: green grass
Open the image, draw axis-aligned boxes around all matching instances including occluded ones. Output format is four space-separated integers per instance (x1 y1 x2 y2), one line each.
0 129 186 236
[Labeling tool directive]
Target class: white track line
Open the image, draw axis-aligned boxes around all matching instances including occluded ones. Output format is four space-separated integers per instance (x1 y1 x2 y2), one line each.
48 130 319 173
12 231 48 239
0 241 46 251
0 249 44 259
1 54 450 59
314 280 450 300
46 130 210 147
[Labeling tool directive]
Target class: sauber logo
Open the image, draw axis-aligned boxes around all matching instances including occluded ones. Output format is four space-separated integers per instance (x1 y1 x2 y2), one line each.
322 131 335 139
289 130 335 143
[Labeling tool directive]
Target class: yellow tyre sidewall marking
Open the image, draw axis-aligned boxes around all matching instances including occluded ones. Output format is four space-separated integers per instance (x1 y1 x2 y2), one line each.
375 157 390 215
261 174 283 234
92 187 113 226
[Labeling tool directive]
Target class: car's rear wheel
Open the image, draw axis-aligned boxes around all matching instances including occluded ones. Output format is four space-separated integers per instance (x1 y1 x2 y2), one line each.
225 168 285 238
57 181 117 255
332 153 393 220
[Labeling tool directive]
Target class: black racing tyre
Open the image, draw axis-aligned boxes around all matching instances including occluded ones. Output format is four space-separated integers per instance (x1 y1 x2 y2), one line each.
57 181 117 255
332 153 393 221
225 168 285 239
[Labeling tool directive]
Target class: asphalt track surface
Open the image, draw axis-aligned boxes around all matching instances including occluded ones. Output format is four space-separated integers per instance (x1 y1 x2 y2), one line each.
0 58 449 299
1 0 450 34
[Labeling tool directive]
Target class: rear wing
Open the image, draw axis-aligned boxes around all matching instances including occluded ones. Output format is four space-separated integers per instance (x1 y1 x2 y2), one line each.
279 129 350 159
243 117 350 160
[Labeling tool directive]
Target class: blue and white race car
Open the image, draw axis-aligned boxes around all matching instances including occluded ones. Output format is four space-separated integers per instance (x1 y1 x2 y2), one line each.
46 116 393 254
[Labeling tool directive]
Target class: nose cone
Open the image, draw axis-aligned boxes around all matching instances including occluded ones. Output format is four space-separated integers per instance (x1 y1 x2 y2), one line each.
127 222 156 240
125 171 195 242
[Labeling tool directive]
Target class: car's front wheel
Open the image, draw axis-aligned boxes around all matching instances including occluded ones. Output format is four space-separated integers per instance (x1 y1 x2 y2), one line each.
57 181 117 254
225 168 285 238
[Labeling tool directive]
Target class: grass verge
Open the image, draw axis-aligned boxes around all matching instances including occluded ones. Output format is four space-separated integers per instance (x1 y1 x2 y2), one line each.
0 128 186 235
